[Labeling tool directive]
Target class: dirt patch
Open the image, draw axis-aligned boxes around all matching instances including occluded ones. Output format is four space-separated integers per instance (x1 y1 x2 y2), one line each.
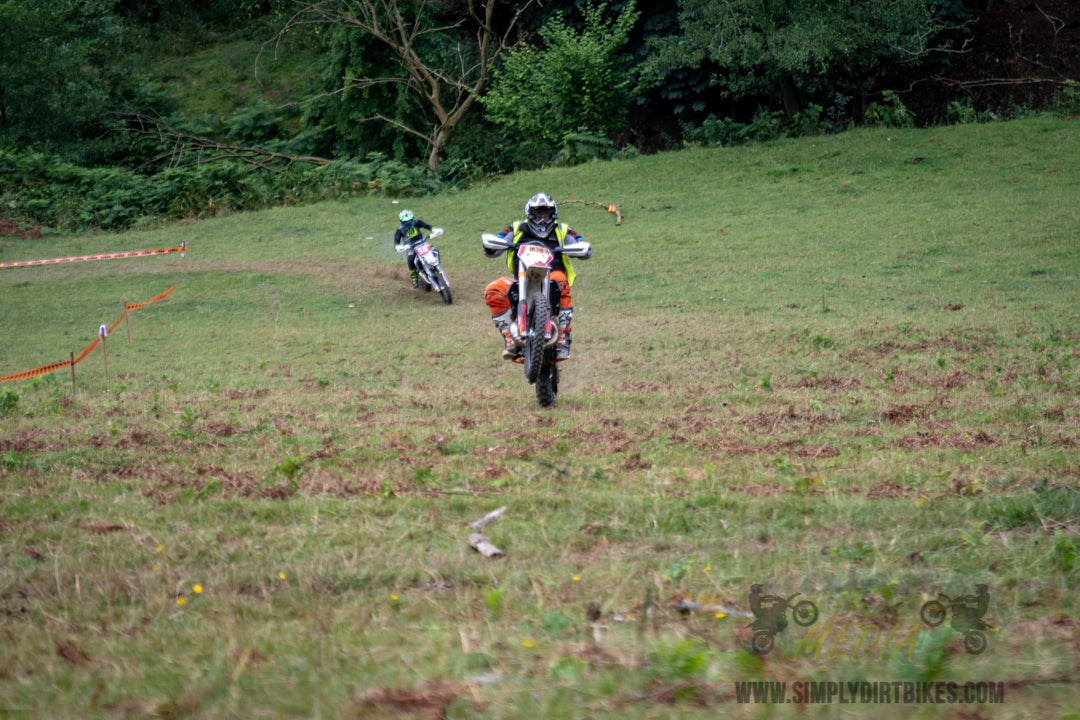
55 639 91 666
81 522 127 535
894 430 997 450
350 679 468 719
0 218 43 239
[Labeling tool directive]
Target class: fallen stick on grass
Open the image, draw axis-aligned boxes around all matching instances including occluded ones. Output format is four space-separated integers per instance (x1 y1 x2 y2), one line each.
469 533 504 558
470 506 507 529
671 599 753 618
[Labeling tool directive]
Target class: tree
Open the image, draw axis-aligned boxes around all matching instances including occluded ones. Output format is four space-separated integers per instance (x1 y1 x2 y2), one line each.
0 0 127 149
480 2 641 151
270 0 535 173
640 0 956 118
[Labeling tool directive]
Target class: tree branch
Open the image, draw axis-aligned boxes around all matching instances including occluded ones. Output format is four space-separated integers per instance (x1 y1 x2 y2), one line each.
117 113 332 172
262 0 536 172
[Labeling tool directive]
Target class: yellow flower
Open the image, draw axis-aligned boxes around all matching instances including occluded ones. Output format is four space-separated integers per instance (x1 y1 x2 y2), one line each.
572 575 580 581
152 565 159 572
156 546 163 553
704 566 711 573
278 572 286 580
391 594 399 601
522 640 535 648
715 612 726 619
193 585 203 594
177 597 186 606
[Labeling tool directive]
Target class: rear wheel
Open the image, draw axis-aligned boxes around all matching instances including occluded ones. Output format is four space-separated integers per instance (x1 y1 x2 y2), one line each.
920 600 947 627
751 630 775 655
964 630 987 655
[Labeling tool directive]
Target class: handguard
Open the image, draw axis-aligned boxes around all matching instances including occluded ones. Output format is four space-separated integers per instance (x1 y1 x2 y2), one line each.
560 241 592 259
482 233 512 257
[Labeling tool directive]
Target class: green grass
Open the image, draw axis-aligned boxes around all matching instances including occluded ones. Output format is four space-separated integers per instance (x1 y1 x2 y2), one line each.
1 117 1079 718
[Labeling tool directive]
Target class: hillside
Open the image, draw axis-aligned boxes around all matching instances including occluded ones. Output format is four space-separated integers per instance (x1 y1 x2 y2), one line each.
1 119 1079 718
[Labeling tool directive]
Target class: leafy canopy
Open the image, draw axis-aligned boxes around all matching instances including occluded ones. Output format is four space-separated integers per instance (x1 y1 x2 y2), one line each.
0 0 128 149
640 0 942 105
481 1 641 148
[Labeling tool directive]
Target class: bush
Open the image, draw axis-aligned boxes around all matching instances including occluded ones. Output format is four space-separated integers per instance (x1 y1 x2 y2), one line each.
0 149 445 232
682 115 745 147
682 107 825 148
1053 80 1080 118
864 90 915 129
481 2 640 149
944 98 1000 125
0 390 18 416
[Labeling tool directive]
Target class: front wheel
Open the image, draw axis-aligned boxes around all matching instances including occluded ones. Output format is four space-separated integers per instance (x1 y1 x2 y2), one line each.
523 295 550 384
437 271 452 304
792 600 818 627
535 354 559 407
920 600 947 628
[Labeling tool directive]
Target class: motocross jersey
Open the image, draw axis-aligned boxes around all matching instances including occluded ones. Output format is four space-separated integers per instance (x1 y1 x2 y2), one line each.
394 219 433 247
502 221 583 286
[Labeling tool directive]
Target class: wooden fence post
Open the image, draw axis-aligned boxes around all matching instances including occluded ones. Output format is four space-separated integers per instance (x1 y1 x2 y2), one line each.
99 325 108 378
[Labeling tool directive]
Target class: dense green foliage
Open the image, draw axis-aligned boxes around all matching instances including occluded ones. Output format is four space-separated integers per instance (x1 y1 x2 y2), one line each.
0 150 440 231
0 0 131 152
481 3 641 151
0 0 1076 234
640 0 949 118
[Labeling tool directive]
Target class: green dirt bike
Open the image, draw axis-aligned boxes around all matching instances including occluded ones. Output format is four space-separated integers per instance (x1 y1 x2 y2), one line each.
397 228 452 304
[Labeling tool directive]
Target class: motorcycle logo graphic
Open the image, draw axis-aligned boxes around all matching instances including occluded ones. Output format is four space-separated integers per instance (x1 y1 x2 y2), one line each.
920 584 993 654
747 584 819 655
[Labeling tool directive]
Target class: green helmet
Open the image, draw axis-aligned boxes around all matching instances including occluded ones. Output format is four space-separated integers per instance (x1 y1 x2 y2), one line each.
398 209 415 224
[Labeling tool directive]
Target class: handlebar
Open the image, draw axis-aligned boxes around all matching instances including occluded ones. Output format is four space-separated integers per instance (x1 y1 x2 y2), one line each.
398 227 443 252
480 234 591 259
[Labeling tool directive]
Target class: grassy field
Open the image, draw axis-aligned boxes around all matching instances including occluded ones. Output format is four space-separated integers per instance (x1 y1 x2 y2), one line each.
1 117 1079 719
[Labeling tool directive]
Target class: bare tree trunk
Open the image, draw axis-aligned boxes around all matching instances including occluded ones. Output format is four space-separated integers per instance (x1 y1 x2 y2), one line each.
272 0 535 174
779 75 801 117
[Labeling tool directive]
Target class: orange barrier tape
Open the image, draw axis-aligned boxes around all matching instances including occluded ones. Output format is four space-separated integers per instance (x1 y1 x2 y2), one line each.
71 337 102 366
1 280 180 383
0 360 75 383
0 242 186 269
125 282 179 311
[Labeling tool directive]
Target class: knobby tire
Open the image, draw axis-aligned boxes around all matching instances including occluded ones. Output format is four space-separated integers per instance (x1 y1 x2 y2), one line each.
535 355 557 407
438 272 452 304
524 295 549 385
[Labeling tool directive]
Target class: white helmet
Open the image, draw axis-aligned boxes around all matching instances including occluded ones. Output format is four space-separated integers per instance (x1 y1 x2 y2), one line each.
524 193 557 238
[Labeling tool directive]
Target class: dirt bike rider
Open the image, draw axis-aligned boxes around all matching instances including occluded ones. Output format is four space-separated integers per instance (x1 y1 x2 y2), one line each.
951 584 991 633
748 583 789 635
482 193 590 361
394 209 434 288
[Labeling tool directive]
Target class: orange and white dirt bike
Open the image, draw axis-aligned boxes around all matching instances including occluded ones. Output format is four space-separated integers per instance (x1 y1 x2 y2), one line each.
481 233 592 407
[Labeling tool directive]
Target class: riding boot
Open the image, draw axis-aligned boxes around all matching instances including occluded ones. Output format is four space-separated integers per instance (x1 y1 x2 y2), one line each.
410 268 419 288
555 308 572 361
492 310 519 360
